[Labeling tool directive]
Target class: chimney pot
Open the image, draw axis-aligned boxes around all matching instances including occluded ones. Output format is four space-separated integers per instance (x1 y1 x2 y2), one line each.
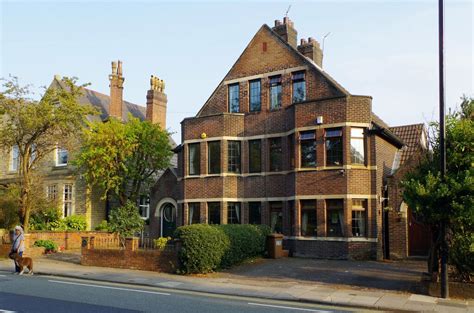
300 38 307 45
111 61 117 75
117 60 123 76
283 16 289 24
275 19 281 26
308 37 316 43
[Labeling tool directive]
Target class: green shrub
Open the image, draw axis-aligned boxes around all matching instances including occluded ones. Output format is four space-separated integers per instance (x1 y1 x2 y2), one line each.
218 224 271 268
29 208 62 231
34 239 58 252
95 220 109 231
108 201 144 244
63 215 87 231
449 227 474 282
153 237 171 251
175 224 271 274
175 224 229 274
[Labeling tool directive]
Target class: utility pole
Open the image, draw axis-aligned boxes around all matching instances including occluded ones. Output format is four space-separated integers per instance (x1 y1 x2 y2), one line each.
438 0 449 299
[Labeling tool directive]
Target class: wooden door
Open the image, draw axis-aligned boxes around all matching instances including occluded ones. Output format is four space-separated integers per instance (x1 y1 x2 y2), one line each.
408 207 431 256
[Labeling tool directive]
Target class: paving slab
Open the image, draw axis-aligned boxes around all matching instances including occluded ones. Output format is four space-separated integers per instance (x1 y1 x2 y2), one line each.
374 294 409 309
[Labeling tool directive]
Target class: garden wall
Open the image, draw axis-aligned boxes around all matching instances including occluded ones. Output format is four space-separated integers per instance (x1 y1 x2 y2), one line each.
80 237 179 273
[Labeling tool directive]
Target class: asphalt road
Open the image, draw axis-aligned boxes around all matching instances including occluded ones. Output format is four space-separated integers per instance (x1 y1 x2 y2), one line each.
0 271 377 313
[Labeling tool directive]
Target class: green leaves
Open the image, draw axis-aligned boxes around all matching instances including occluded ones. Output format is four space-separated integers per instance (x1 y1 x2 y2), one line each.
75 114 173 205
108 201 144 240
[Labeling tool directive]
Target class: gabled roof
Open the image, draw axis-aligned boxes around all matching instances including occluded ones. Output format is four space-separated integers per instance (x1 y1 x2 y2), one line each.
389 123 426 165
197 24 349 117
50 76 146 122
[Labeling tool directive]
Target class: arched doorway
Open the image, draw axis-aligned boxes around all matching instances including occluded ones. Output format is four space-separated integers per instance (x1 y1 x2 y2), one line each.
155 198 177 237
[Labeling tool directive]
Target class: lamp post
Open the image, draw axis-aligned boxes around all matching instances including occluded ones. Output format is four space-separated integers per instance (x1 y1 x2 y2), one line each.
438 0 448 299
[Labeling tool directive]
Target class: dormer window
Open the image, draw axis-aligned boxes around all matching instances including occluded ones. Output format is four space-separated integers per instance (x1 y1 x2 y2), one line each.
228 83 240 113
56 147 68 166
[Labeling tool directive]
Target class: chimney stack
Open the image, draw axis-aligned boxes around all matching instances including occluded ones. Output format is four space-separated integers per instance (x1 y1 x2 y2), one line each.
297 37 324 68
272 17 297 48
146 75 167 129
109 60 125 120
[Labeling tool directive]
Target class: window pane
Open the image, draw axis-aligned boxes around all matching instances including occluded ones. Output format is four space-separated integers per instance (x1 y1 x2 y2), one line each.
208 141 221 174
188 143 200 175
248 140 261 173
57 147 68 165
63 184 73 217
350 128 365 164
292 72 306 103
301 200 317 236
228 84 240 113
352 199 367 237
270 76 282 110
138 195 150 219
270 202 283 233
300 131 316 167
227 141 241 173
227 202 241 224
10 146 19 171
208 202 221 224
326 199 344 237
325 128 343 166
248 202 261 224
188 203 201 225
249 80 261 112
269 138 282 172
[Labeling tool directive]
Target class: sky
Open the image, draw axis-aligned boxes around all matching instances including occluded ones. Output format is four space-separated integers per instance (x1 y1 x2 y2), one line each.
1 0 472 143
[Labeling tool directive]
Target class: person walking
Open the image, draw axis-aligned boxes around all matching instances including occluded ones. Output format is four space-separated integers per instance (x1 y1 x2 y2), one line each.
11 226 25 274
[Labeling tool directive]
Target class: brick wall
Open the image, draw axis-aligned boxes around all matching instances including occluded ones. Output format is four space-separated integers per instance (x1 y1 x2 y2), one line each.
81 237 179 273
28 231 117 250
284 239 376 260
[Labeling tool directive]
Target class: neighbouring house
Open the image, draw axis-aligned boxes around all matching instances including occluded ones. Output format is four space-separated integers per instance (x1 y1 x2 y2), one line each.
386 123 430 259
150 17 427 260
0 61 176 231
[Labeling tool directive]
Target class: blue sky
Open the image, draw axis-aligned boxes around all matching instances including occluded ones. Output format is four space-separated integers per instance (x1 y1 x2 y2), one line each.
1 0 472 143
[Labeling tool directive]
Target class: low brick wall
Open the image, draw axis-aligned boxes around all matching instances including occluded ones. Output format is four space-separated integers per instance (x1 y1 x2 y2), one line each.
28 231 118 250
81 237 179 273
284 238 377 260
0 243 44 259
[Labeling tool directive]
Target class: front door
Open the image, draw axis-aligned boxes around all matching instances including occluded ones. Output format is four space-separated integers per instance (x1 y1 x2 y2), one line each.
161 203 176 238
408 207 431 256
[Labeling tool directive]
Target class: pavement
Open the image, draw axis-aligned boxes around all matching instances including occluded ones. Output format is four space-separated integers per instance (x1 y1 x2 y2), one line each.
1 254 472 313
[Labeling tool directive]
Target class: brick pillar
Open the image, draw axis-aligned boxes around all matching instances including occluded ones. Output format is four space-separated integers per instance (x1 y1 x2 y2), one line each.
294 201 301 237
183 202 189 225
200 202 207 224
317 199 326 236
125 237 138 252
81 236 93 250
23 233 31 249
221 201 227 224
344 198 352 238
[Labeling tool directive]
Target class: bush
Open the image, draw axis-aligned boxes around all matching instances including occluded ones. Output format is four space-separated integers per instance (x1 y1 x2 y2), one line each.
218 224 271 268
175 224 271 274
153 237 171 251
34 239 58 253
29 208 63 231
63 215 87 231
449 227 474 282
108 201 144 241
95 220 109 231
175 224 229 274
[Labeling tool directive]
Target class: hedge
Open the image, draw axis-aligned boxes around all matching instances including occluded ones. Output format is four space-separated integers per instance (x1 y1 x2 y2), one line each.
175 224 271 274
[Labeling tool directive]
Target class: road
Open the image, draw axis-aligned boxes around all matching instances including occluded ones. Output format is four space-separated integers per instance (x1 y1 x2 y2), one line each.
0 271 379 313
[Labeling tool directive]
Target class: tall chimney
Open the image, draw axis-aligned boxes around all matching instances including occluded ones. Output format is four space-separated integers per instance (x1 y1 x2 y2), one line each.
109 60 125 120
297 37 323 68
146 75 167 129
272 17 298 48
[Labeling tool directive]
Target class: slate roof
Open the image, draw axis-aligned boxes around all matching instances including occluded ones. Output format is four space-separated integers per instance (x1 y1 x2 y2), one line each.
389 123 426 166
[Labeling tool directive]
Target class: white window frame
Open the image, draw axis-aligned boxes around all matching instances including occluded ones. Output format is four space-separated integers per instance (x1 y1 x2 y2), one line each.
10 145 19 172
46 184 58 201
138 195 150 220
63 184 74 217
56 147 68 166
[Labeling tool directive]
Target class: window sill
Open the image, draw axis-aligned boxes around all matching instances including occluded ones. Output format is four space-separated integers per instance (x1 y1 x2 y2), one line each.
284 236 376 242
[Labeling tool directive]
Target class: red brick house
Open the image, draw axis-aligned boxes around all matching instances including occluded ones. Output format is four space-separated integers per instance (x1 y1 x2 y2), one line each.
150 17 425 259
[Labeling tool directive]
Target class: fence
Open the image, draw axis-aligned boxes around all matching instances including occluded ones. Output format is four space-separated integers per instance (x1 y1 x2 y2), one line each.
81 236 180 273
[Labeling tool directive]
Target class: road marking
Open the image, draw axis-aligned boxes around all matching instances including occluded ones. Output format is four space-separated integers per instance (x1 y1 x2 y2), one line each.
0 275 7 277
248 302 332 312
48 280 170 296
0 310 17 313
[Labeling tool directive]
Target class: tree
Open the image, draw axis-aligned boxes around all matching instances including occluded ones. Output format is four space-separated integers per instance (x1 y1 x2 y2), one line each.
108 201 144 246
401 96 473 281
75 114 173 206
0 76 97 232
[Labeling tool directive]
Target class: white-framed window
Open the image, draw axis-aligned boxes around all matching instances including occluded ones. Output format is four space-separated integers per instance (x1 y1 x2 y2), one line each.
56 147 68 166
138 195 150 219
10 145 19 171
47 184 58 201
63 184 73 217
